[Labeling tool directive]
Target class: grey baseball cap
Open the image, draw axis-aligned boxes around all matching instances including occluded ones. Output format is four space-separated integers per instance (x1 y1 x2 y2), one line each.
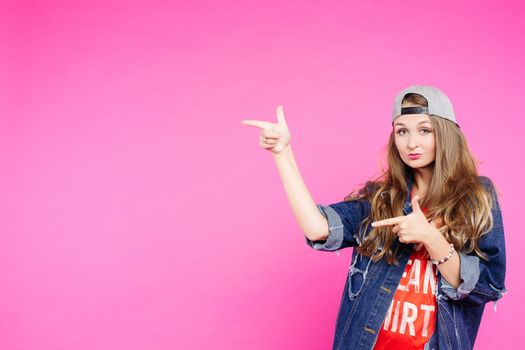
392 85 459 128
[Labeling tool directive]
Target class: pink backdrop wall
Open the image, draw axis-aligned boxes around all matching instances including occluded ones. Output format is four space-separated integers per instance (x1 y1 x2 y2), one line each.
2 0 524 349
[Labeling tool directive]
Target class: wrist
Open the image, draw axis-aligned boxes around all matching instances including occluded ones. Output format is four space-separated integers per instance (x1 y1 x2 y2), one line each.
273 144 292 158
423 225 442 248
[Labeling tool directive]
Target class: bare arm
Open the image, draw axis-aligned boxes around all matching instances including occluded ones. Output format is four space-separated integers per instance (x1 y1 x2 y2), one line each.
273 144 329 241
242 105 328 241
424 228 462 288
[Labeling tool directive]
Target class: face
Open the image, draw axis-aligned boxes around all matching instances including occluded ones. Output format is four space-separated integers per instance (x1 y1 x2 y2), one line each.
393 112 436 170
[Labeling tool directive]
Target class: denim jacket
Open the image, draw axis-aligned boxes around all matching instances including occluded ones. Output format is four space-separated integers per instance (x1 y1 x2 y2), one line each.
306 174 507 350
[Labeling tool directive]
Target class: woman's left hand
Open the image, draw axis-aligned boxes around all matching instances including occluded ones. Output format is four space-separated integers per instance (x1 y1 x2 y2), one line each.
371 195 440 245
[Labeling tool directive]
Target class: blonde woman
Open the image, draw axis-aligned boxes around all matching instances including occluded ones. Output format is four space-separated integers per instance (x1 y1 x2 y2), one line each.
241 85 507 350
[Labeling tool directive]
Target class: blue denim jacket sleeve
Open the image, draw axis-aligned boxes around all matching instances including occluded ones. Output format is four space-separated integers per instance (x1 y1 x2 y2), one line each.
440 176 507 305
305 199 371 252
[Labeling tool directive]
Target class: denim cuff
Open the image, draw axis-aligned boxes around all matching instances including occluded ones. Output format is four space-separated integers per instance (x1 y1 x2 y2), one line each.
440 252 480 300
305 204 344 251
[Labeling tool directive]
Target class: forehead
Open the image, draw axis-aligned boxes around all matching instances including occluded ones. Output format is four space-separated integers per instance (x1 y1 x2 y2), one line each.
393 114 431 126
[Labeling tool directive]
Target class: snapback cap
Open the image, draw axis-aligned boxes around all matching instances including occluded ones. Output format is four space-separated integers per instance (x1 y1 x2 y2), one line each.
392 85 459 128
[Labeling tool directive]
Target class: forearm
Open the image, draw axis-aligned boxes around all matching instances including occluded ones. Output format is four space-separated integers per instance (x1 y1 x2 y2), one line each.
273 144 328 240
423 229 462 288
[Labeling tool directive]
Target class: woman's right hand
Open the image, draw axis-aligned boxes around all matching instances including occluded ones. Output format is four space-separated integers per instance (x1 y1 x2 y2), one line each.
241 105 291 155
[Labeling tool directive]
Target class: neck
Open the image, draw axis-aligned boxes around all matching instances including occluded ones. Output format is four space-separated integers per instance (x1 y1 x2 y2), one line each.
412 165 434 198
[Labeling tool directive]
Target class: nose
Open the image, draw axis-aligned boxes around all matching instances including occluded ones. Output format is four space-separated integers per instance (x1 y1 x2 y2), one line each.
407 133 419 149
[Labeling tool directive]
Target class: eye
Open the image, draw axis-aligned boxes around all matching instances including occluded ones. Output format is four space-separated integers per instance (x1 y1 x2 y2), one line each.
421 128 432 134
396 129 407 136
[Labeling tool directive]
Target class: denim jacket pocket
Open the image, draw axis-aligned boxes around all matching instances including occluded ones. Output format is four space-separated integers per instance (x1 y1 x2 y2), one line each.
346 247 383 301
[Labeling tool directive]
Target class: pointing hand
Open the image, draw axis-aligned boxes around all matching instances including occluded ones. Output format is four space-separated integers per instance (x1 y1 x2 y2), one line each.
371 195 441 246
241 105 291 155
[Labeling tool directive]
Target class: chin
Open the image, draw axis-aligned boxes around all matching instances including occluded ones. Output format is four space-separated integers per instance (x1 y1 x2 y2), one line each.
411 163 435 170
404 159 434 169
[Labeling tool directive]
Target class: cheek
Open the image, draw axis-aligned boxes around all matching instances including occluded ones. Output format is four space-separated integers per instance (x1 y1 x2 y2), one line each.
428 135 436 152
425 137 436 157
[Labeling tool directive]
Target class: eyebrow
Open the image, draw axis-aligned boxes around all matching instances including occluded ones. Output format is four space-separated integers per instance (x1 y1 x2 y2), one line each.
394 121 432 127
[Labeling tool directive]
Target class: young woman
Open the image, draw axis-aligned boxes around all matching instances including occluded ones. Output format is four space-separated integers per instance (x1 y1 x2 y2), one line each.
241 85 507 350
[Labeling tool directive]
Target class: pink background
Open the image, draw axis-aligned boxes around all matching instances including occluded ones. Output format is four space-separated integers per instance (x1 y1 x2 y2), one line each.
2 0 524 349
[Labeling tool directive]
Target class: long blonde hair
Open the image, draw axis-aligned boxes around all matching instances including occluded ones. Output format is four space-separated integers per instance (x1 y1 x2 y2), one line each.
348 93 495 265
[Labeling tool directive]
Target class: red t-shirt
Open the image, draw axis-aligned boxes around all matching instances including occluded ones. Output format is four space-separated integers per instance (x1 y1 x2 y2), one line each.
374 192 438 350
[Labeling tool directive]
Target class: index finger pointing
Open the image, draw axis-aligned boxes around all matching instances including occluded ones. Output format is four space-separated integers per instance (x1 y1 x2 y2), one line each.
241 120 272 129
371 216 403 227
